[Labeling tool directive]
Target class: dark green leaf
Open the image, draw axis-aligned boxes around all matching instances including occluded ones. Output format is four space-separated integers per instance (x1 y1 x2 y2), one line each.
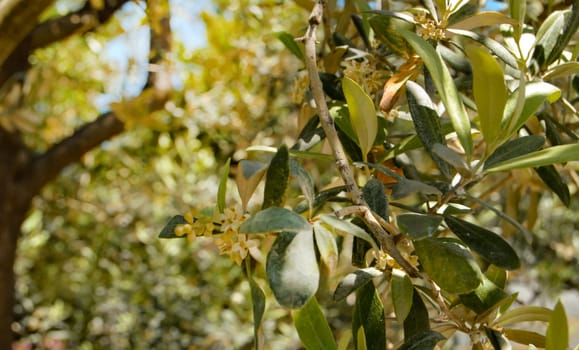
484 135 545 170
292 116 325 152
444 216 520 270
432 143 469 171
403 290 430 340
249 277 265 349
333 267 383 301
352 236 372 268
535 165 571 207
291 160 316 212
391 178 442 199
391 269 414 323
353 281 386 350
240 207 309 234
362 178 388 221
459 277 508 314
399 330 445 350
263 144 290 209
368 14 409 56
266 230 319 308
275 31 304 61
397 213 442 239
158 215 188 239
406 81 451 177
320 73 345 101
414 238 483 293
293 296 337 350
484 327 511 350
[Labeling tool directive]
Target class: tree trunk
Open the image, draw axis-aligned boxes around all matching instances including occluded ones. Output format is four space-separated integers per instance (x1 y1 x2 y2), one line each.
0 130 35 349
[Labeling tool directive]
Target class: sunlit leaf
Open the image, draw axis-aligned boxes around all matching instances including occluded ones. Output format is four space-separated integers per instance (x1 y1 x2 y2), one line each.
342 76 378 157
546 300 569 350
237 160 268 210
484 135 545 170
158 215 187 239
333 267 382 302
291 160 316 212
379 57 421 112
465 44 507 145
293 296 337 350
503 81 561 136
313 222 339 270
509 0 526 39
535 165 571 207
400 330 445 350
406 81 451 177
502 328 545 348
414 238 483 294
399 29 473 157
449 11 518 30
391 269 414 323
544 5 579 68
449 29 518 69
240 207 309 234
353 280 386 350
217 158 231 213
319 214 379 251
533 10 568 69
263 144 290 209
267 229 319 308
485 144 579 172
397 213 442 239
493 306 551 327
445 216 520 270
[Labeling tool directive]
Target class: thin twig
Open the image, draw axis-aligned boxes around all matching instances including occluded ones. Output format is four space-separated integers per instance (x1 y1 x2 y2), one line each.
298 0 418 277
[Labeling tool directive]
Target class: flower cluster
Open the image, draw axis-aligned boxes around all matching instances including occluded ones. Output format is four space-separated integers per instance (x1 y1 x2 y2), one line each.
414 13 446 41
373 236 419 270
343 58 387 96
175 206 261 265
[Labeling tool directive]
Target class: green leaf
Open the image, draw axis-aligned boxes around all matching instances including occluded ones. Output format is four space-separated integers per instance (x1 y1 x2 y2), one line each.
493 306 551 327
502 328 546 348
444 216 520 270
293 296 337 350
291 160 316 212
432 143 469 171
399 330 445 350
485 143 579 172
391 178 442 199
353 281 386 350
217 158 231 213
465 45 507 145
263 144 290 209
546 301 569 350
459 277 508 314
275 31 304 61
319 214 379 252
533 10 568 68
414 238 483 294
503 81 561 136
406 81 452 177
267 229 319 308
368 14 409 56
240 207 309 234
449 29 518 69
313 222 339 269
158 215 188 239
249 277 265 350
484 135 545 170
509 0 526 40
545 5 579 68
535 165 571 207
403 290 430 340
399 30 473 157
391 269 414 324
484 327 511 350
236 160 268 210
362 178 388 221
333 267 383 302
397 213 442 239
342 77 378 157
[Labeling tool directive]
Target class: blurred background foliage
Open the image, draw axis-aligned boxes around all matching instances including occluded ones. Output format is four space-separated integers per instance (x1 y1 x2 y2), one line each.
8 0 577 349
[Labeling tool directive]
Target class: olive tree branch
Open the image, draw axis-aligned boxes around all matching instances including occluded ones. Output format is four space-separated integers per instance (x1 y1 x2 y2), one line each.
297 0 418 277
